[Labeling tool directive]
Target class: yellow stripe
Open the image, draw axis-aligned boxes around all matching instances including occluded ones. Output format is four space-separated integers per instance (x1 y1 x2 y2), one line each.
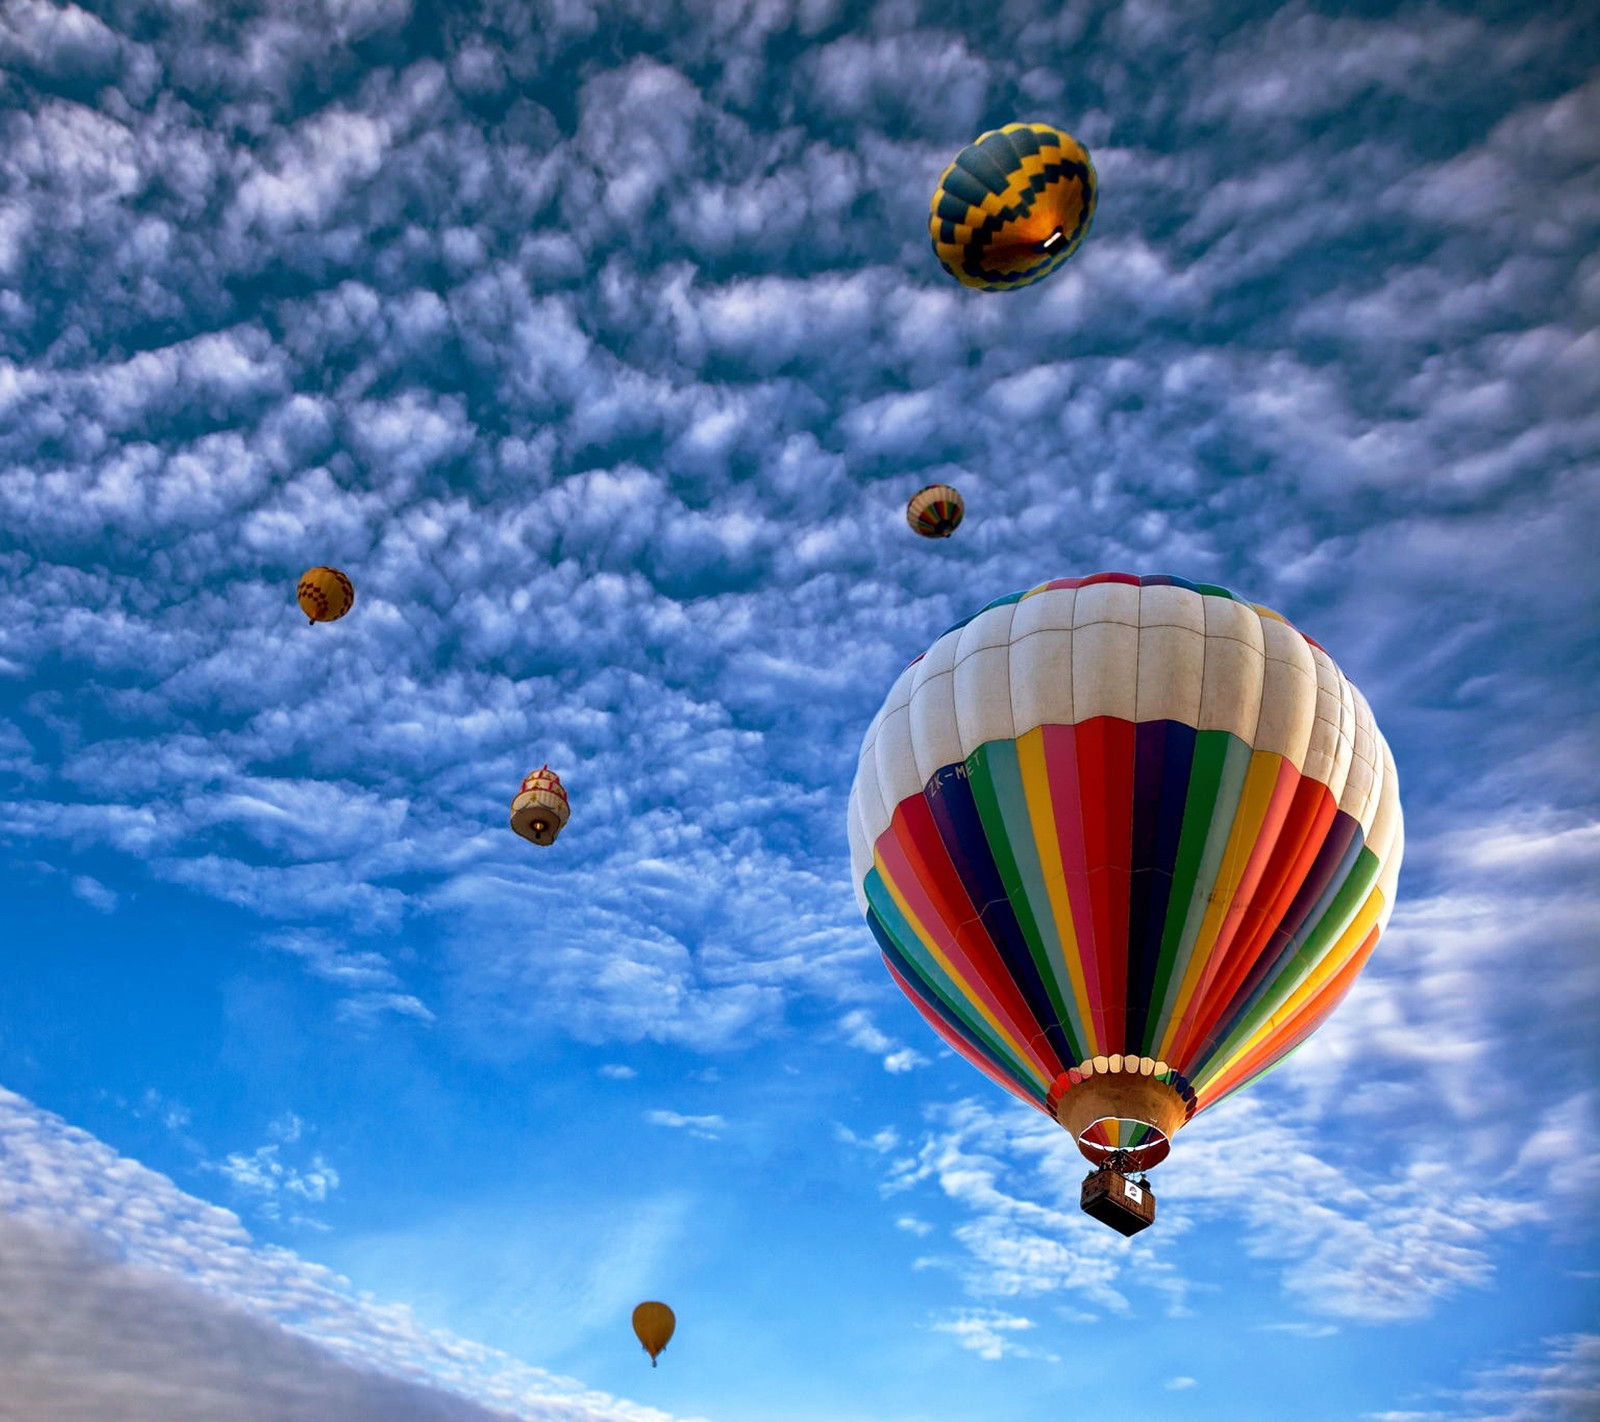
972 144 1074 224
1156 750 1285 1060
1191 885 1389 1095
875 849 1050 1090
1016 728 1099 1058
1259 886 1386 1033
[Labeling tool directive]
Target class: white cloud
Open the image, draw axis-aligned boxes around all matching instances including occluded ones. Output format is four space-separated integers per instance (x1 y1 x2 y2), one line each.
872 1060 1577 1328
643 1110 725 1141
0 0 123 82
268 1113 304 1144
882 1099 1144 1314
1259 1321 1340 1339
1453 1333 1600 1422
839 1009 929 1074
69 873 116 912
1193 5 1542 124
798 31 990 137
0 1211 565 1422
215 1144 341 1223
930 1308 1054 1364
133 1089 192 1135
573 60 718 230
1364 1333 1600 1422
598 1064 638 1080
835 1124 900 1155
206 1112 340 1226
262 930 435 1025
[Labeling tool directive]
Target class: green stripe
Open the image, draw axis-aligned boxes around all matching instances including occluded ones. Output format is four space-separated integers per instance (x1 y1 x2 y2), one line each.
967 742 1087 1061
1195 846 1382 1078
979 589 1028 615
863 867 1041 1092
1143 730 1245 1054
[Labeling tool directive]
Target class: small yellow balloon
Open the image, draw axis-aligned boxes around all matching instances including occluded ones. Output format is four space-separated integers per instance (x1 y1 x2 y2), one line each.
631 1301 675 1367
296 566 355 625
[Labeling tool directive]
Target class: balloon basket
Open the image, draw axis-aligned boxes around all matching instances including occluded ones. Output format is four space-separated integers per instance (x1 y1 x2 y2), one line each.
1080 1165 1156 1237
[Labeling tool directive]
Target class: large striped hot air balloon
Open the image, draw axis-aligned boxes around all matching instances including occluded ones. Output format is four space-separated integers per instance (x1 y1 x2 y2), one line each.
847 573 1403 1207
929 123 1097 291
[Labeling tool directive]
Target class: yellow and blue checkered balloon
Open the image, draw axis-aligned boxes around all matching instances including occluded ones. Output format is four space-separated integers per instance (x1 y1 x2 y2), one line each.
930 123 1097 291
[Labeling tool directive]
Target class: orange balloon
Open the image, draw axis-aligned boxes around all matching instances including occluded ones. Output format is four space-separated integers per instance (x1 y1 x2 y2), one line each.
631 1301 675 1366
296 566 355 625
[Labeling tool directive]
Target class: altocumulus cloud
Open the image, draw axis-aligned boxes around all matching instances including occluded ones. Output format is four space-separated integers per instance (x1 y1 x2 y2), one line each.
0 0 1594 1074
1362 1334 1600 1422
0 1213 527 1422
0 1087 703 1422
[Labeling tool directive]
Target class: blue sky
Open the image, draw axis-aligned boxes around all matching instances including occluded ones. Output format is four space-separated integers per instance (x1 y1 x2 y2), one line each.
1 0 1596 1418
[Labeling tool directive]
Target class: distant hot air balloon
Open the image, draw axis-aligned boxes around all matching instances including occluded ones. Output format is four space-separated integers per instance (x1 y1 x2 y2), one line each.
296 566 355 625
847 573 1403 1231
632 1301 675 1366
907 484 965 540
511 765 570 846
930 123 1097 291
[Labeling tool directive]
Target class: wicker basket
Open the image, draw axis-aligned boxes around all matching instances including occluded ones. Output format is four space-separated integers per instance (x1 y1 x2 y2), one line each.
1080 1167 1156 1236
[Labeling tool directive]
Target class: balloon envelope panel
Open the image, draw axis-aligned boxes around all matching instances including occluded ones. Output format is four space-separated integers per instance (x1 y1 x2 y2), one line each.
847 573 1403 1140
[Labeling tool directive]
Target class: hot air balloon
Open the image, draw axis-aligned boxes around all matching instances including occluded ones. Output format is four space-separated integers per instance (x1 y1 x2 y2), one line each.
511 766 570 846
847 573 1403 1232
296 566 355 625
930 123 1097 291
907 484 965 540
632 1301 675 1366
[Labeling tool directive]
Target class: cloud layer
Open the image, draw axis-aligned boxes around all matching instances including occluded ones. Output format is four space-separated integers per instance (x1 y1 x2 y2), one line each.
0 1087 697 1422
1 0 1595 1062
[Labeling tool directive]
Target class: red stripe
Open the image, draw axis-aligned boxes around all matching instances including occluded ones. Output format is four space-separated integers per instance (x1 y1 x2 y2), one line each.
877 800 1044 1058
1043 723 1102 1052
1074 717 1136 1054
1038 571 1142 592
1199 923 1380 1107
883 956 1046 1114
1169 758 1300 1063
1179 779 1337 1057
